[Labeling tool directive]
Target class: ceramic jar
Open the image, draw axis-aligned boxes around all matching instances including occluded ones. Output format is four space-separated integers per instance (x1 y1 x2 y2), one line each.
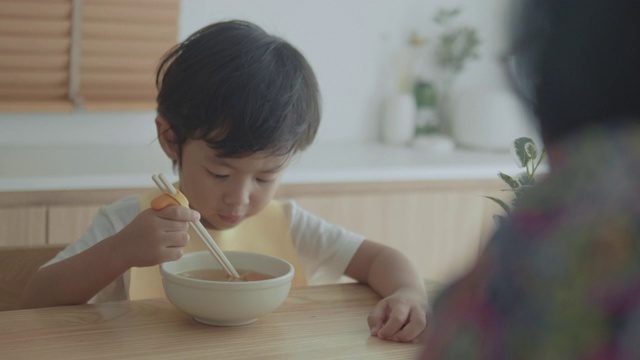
380 93 416 146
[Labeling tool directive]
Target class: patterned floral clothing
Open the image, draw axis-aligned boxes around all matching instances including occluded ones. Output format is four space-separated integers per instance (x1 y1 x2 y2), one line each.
421 124 640 359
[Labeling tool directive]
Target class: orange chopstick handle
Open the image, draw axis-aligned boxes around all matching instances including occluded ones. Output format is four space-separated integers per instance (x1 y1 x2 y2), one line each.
150 190 189 210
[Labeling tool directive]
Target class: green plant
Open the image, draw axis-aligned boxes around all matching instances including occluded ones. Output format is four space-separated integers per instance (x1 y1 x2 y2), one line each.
433 7 480 74
486 137 546 223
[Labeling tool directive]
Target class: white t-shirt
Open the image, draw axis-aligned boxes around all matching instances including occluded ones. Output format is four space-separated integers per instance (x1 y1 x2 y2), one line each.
45 196 365 303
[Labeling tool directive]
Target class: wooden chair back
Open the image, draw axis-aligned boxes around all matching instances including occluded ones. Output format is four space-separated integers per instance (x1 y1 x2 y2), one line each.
0 244 65 311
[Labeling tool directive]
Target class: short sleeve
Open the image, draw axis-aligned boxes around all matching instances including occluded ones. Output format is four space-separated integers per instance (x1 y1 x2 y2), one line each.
42 195 140 303
283 200 365 285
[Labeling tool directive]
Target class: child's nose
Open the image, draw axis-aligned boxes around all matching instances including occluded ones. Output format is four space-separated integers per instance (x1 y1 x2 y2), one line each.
223 181 251 207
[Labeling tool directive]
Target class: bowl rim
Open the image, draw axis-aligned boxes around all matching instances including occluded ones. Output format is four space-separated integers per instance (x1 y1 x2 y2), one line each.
160 250 295 288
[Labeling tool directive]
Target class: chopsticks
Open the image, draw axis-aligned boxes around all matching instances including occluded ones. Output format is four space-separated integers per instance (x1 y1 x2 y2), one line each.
152 173 241 279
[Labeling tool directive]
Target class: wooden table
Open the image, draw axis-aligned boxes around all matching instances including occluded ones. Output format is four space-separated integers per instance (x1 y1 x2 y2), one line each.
0 282 440 359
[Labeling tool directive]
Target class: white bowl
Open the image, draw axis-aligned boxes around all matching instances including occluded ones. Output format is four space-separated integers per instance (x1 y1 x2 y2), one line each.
160 251 294 326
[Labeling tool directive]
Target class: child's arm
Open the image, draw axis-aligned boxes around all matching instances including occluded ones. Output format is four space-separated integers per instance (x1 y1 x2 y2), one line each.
21 206 199 308
344 240 429 343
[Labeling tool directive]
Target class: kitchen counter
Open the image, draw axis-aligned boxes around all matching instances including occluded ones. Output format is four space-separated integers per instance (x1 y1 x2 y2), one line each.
0 142 519 192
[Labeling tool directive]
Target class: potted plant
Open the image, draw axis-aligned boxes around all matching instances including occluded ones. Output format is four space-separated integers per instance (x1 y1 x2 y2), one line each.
431 7 480 126
486 137 546 225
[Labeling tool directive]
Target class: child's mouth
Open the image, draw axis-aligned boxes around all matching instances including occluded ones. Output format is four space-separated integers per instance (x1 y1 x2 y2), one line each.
218 214 241 225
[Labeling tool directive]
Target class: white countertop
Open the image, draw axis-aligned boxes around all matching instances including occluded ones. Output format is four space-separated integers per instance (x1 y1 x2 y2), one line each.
0 142 519 192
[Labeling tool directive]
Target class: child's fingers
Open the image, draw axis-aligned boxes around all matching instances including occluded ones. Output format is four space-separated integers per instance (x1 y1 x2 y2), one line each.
367 301 388 336
154 217 190 233
163 229 190 247
161 245 185 262
155 205 200 223
390 307 428 342
376 305 410 339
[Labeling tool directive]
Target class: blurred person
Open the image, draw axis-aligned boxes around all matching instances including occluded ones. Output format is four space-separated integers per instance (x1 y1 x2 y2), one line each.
421 0 640 358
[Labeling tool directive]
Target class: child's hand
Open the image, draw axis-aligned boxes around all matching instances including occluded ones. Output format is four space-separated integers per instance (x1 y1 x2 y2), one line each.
115 206 201 268
367 288 431 343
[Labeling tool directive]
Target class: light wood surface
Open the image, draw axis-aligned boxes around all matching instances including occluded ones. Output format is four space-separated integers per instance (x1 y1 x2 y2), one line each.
0 282 441 359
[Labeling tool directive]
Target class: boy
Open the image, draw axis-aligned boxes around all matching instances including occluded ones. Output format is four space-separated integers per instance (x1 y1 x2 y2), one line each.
22 20 429 343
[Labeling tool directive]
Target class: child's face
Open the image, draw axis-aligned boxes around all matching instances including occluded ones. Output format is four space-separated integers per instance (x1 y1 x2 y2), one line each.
177 139 289 230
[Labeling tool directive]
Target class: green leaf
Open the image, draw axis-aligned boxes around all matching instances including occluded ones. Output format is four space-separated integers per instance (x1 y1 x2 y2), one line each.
498 172 520 190
514 185 533 201
433 7 461 25
525 142 538 162
436 27 480 73
513 137 534 167
485 196 510 214
511 197 518 206
517 172 535 186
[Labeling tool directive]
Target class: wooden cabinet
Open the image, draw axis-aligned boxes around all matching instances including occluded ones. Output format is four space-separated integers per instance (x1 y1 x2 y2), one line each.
278 180 508 282
0 206 46 245
0 179 510 283
0 188 144 247
48 205 102 245
0 205 101 246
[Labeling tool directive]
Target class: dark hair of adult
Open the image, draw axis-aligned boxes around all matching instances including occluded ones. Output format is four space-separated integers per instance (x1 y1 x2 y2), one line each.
156 20 321 161
506 0 640 145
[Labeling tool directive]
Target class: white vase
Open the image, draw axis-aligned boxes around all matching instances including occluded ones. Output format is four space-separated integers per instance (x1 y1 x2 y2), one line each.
450 88 534 151
380 93 416 146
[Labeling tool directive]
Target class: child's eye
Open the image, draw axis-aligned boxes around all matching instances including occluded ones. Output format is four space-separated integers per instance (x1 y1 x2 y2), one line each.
256 178 274 184
207 170 229 179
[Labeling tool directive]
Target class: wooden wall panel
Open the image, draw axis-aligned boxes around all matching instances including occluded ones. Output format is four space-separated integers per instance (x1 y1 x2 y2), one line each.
0 179 513 281
47 205 101 244
291 189 496 284
0 206 46 246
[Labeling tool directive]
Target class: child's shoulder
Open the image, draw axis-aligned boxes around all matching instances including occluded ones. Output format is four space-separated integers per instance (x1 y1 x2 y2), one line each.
276 199 328 229
97 194 142 226
275 199 299 221
107 194 142 210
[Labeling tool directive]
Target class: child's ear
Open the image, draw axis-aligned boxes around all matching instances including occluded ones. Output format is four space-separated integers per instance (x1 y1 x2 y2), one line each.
155 116 179 161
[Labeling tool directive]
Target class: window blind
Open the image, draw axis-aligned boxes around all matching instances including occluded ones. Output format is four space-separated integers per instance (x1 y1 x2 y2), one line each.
0 0 73 111
78 0 179 111
0 0 179 112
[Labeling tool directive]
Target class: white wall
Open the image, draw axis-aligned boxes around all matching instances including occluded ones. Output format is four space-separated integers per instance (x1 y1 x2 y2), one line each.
0 0 520 146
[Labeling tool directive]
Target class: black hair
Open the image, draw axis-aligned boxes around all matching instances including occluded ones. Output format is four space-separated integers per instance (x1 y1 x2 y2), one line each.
506 0 640 144
156 20 320 163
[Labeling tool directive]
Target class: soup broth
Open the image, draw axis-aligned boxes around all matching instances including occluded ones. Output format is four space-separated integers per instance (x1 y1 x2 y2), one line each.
178 268 274 282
